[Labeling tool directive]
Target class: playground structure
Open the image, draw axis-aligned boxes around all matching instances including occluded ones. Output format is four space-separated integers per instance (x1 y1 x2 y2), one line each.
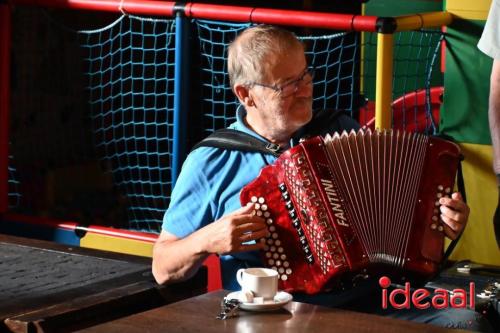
0 1 455 290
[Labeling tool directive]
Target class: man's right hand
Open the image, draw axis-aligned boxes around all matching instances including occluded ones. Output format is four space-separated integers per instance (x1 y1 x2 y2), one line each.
203 202 269 255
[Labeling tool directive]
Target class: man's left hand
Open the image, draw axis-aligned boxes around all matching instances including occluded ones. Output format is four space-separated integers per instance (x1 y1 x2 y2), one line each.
439 192 469 240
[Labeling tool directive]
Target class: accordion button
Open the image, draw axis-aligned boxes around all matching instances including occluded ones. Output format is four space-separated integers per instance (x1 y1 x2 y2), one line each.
269 226 276 232
278 267 284 273
261 204 268 211
268 259 275 265
266 218 273 225
251 196 258 203
273 253 279 259
438 225 444 232
270 246 276 252
255 203 261 210
437 193 443 198
266 252 272 258
278 247 284 253
275 240 281 246
283 261 290 267
286 268 292 275
282 193 290 201
437 185 444 191
280 254 286 260
281 275 288 281
430 223 437 230
435 201 440 206
432 216 438 221
272 233 279 239
286 201 294 210
279 184 287 192
445 187 451 194
256 211 263 216
264 212 270 218
258 197 265 204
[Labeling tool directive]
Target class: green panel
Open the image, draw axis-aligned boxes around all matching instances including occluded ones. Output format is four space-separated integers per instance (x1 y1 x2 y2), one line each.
364 0 442 16
441 19 492 144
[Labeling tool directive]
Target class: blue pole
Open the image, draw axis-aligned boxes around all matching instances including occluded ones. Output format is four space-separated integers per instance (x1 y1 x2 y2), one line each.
172 13 190 187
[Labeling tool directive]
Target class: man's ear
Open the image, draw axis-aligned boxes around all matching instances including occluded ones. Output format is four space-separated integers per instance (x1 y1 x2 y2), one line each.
234 84 254 108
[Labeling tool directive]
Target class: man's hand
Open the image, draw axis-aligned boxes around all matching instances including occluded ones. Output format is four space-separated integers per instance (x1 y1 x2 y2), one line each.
204 203 268 255
439 192 470 240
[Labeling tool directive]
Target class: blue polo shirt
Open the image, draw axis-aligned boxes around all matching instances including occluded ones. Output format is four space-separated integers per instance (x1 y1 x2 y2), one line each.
163 106 359 291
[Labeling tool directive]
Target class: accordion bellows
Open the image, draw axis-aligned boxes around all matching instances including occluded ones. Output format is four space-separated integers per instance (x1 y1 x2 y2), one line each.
240 129 462 294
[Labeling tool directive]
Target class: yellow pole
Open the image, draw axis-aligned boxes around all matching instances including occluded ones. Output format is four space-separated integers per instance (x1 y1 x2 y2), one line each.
375 33 393 130
395 11 452 32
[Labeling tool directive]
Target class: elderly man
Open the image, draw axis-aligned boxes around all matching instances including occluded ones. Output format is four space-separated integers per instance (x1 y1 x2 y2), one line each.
153 25 489 331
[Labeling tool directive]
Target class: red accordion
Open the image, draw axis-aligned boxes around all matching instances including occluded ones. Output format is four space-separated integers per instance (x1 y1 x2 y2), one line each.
240 129 462 294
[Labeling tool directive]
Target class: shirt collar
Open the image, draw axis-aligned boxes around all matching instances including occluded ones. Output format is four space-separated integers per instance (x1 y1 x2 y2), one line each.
229 105 299 148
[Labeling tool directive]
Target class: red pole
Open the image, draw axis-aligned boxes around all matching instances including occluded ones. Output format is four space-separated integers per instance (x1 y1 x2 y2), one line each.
185 3 378 31
12 1 379 32
12 0 175 16
0 3 11 213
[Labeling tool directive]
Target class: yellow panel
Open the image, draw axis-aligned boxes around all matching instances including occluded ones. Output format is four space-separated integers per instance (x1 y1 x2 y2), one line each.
446 0 491 20
446 143 500 265
80 233 154 258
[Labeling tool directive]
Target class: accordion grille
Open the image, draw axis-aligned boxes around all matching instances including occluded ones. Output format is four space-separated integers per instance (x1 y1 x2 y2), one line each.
323 130 429 267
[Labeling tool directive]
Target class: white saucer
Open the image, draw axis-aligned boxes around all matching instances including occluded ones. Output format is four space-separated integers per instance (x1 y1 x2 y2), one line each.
226 291 293 311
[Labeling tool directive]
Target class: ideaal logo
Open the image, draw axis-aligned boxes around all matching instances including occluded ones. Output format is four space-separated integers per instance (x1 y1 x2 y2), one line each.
379 276 475 310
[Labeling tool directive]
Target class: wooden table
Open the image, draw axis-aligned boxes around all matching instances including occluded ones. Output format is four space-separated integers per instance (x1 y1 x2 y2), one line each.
0 234 206 333
78 290 471 333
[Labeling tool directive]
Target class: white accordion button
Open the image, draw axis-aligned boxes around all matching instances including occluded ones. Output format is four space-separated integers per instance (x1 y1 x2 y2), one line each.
273 253 279 259
432 216 438 221
267 239 274 245
438 225 444 232
430 223 437 230
283 261 290 267
251 196 258 203
266 252 272 258
256 211 263 216
264 212 271 218
258 197 265 204
281 275 288 281
270 246 276 252
255 203 261 210
261 204 268 211
278 267 284 274
280 254 286 260
269 226 276 232
268 259 275 265
266 218 273 225
437 185 444 191
275 240 281 246
445 187 451 194
276 260 282 266
272 233 278 239
286 268 292 275
278 247 284 253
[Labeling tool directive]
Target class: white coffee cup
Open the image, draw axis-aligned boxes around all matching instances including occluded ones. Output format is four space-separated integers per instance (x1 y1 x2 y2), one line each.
236 267 278 300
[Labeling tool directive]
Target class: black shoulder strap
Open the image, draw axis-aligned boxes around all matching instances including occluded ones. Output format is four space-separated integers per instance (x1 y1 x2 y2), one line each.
191 109 352 156
191 128 283 157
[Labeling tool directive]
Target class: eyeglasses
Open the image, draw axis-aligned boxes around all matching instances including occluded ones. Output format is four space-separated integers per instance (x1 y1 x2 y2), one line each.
249 67 315 98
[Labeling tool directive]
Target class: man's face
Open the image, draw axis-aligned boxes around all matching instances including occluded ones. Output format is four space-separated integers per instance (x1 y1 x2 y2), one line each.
249 45 313 137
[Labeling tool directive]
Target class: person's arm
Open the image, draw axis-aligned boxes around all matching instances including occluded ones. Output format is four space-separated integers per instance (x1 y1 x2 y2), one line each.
152 203 268 285
489 59 500 176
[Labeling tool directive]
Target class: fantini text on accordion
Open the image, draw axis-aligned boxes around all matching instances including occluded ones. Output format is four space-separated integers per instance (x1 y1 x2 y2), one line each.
240 129 462 294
